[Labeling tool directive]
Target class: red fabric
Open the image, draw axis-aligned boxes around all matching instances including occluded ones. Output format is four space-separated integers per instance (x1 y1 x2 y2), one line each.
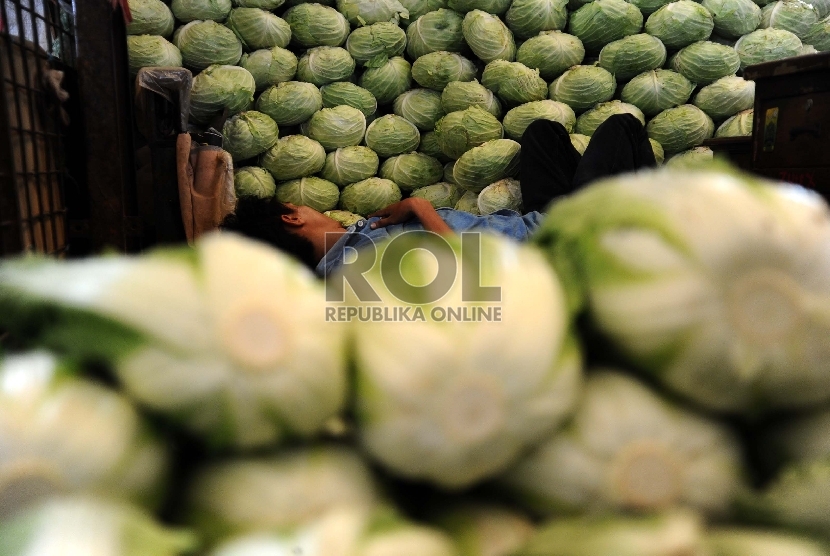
112 0 133 24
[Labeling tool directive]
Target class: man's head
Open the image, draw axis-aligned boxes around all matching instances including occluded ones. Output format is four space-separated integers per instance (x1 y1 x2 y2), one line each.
221 197 345 269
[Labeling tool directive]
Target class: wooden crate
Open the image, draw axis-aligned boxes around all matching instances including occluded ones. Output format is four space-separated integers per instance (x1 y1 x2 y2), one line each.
745 52 830 199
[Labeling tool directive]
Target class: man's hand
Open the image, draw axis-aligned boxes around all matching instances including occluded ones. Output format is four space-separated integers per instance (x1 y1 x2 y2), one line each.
369 198 453 235
369 198 427 228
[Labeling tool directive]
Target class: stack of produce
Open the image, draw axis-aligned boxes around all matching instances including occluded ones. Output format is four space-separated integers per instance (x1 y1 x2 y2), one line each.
2 166 830 555
125 0 827 220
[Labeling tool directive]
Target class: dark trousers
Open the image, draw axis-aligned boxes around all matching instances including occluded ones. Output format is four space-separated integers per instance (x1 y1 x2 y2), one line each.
519 114 657 213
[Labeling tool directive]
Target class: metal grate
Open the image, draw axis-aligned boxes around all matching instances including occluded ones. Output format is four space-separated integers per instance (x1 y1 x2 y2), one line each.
0 0 75 256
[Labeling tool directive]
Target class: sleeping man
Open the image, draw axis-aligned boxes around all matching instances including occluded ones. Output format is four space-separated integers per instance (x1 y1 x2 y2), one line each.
222 114 656 277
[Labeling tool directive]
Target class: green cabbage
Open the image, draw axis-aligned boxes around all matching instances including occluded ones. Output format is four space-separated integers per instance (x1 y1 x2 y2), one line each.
0 353 167 517
743 459 830 538
379 152 445 190
347 22 408 64
171 0 231 22
454 189 481 213
411 51 477 90
339 177 403 214
189 64 255 124
481 60 548 105
575 100 645 136
321 82 378 117
705 529 830 556
206 507 458 556
419 130 454 162
256 81 322 125
0 497 195 556
283 3 350 47
670 40 741 84
646 104 715 153
809 0 830 16
437 505 535 556
516 30 585 80
222 110 279 160
401 0 450 22
644 0 714 49
804 14 830 50
740 408 830 537
336 0 410 26
262 134 327 180
693 75 755 120
240 47 298 91
533 166 830 411
549 65 617 114
174 20 242 71
621 69 694 117
320 146 380 186
325 209 365 227
435 106 505 159
701 0 763 38
665 145 714 168
448 0 512 13
410 181 464 207
570 132 591 153
650 138 665 164
452 138 521 191
235 0 286 7
598 34 667 81
127 35 182 74
0 234 348 448
503 100 576 139
186 446 380 540
444 160 457 182
343 232 581 487
462 10 517 62
441 80 502 117
628 0 673 14
761 0 820 39
715 108 753 137
406 8 466 58
296 46 356 85
234 166 277 198
275 176 341 211
127 0 175 36
305 105 367 150
393 88 446 130
226 8 292 51
516 512 707 556
505 371 743 515
505 0 568 39
734 28 803 68
477 177 522 213
360 55 413 103
567 0 644 52
365 114 421 156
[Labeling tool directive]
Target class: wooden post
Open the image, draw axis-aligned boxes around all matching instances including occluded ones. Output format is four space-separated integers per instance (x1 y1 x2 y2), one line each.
74 0 137 252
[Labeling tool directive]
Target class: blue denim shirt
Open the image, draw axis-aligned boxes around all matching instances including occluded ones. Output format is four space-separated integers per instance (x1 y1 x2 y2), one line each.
315 208 544 277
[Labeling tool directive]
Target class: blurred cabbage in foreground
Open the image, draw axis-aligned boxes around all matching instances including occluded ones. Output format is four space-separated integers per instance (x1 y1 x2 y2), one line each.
0 234 348 450
0 352 167 519
534 167 830 412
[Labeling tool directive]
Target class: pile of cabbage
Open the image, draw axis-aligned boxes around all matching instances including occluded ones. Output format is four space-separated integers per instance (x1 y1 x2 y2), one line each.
3 165 830 555
125 0 828 220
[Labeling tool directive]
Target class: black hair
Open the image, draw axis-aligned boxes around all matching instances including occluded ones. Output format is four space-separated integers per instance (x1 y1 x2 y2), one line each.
221 196 318 270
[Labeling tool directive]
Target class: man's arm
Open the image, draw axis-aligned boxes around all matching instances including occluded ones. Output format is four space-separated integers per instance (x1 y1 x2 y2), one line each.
369 198 454 235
